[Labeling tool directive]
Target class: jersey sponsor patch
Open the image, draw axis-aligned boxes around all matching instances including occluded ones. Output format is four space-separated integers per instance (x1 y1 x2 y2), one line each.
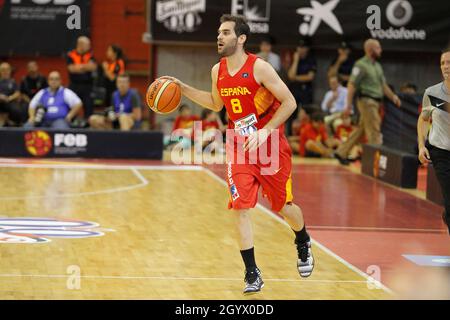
230 184 240 201
234 113 258 136
428 95 450 113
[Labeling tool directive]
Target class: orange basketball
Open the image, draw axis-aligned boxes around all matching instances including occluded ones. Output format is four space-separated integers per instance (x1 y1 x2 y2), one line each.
145 78 181 114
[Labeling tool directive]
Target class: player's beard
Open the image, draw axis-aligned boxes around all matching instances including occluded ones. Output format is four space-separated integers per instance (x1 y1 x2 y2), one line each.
218 38 238 57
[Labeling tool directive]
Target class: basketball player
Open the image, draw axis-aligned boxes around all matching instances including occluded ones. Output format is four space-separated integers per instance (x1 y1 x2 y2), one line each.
162 15 314 294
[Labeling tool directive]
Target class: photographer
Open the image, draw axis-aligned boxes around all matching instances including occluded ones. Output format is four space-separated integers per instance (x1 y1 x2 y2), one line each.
25 71 82 129
88 73 141 131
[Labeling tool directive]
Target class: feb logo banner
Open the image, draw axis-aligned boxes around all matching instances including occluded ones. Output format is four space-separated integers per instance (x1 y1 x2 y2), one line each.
0 217 110 244
24 130 52 157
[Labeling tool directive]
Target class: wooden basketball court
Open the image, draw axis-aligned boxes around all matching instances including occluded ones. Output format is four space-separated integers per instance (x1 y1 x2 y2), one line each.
0 160 393 300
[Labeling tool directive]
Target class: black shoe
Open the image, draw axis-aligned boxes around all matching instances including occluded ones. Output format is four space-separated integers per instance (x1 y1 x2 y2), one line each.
296 240 314 277
243 267 264 295
334 153 350 166
442 211 450 235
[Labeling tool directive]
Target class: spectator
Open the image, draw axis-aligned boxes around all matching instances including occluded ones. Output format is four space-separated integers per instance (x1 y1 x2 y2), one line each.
201 109 225 132
257 36 281 72
102 44 126 107
287 38 316 135
321 76 348 114
20 61 48 103
290 108 310 137
25 71 82 129
201 109 225 152
166 104 200 149
292 112 338 158
173 104 199 133
0 62 21 127
89 73 141 131
327 41 354 86
67 36 97 118
334 39 401 165
321 75 351 134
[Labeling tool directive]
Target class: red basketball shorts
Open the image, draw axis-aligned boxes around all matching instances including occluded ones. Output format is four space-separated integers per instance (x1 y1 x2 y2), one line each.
225 134 293 213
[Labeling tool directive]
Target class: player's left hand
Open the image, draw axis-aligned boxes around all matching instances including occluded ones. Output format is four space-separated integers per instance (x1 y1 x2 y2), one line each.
243 129 270 152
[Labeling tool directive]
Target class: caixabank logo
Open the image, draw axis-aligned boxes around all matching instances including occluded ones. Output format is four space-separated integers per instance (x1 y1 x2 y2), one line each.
0 217 110 244
24 130 52 157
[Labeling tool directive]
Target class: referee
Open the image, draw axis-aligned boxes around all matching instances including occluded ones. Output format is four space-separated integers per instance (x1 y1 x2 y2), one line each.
417 47 450 234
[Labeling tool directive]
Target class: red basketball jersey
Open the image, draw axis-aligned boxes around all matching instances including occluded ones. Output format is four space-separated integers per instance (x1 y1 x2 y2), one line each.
217 53 284 135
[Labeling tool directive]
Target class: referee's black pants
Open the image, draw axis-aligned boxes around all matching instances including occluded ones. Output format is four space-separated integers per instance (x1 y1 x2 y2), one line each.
69 83 93 118
427 141 450 234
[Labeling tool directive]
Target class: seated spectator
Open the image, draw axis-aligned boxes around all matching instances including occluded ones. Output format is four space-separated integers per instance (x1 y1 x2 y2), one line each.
400 82 418 94
321 76 351 134
289 108 309 137
327 41 354 87
20 61 48 103
202 109 225 132
102 44 126 107
25 71 82 129
173 104 199 133
257 36 281 73
167 104 200 149
0 62 21 127
201 109 225 152
297 112 339 158
89 73 141 131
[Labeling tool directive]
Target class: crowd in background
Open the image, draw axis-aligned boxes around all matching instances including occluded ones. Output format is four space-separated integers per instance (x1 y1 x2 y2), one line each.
171 35 419 161
1 35 422 160
0 36 142 132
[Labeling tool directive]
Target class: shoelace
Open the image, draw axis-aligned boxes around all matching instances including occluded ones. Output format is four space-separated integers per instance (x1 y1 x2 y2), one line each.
245 269 258 284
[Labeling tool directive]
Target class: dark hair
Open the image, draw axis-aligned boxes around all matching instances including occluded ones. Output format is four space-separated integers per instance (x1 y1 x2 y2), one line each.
220 14 250 46
201 109 213 120
109 44 124 60
179 104 190 113
310 112 324 123
441 46 450 58
260 35 275 46
400 82 417 92
117 72 130 80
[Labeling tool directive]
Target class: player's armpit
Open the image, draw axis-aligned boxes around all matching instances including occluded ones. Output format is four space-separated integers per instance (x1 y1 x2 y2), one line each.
254 59 296 112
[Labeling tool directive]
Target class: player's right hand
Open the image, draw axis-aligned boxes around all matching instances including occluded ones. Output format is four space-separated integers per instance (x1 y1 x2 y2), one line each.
418 146 431 164
159 76 182 86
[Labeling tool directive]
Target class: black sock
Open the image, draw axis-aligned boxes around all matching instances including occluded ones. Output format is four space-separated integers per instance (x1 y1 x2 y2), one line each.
240 247 257 270
293 225 310 244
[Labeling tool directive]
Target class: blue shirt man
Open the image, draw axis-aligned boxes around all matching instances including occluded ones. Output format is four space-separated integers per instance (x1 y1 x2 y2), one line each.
26 71 82 129
88 73 142 131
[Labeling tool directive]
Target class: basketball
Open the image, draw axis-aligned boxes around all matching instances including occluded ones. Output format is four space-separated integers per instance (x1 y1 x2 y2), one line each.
145 78 181 114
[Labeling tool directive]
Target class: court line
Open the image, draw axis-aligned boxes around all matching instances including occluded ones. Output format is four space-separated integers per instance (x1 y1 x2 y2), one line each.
0 163 202 171
0 166 150 201
0 161 393 293
202 167 394 295
307 225 446 233
0 273 368 284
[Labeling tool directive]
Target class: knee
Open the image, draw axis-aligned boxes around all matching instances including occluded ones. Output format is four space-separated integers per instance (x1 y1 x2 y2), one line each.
279 202 301 217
